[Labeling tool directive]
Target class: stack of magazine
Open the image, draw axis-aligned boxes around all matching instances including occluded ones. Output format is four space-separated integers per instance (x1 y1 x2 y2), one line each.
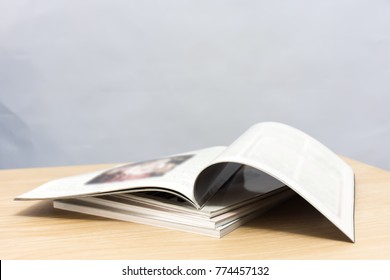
16 122 355 240
53 165 293 238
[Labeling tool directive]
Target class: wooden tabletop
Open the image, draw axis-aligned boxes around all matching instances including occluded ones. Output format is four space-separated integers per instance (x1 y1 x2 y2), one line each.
1 158 389 259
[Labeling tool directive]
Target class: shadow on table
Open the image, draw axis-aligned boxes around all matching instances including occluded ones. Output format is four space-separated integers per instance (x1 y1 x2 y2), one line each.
16 200 108 221
243 194 351 242
16 194 351 242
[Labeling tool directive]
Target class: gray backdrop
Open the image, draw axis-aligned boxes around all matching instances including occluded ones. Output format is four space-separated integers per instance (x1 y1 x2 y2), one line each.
1 0 389 170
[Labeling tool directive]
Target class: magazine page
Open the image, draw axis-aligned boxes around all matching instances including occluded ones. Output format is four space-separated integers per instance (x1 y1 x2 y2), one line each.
16 146 227 206
195 122 355 242
109 165 288 217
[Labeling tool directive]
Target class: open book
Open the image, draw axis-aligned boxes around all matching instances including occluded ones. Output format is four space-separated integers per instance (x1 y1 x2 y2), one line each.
16 122 355 241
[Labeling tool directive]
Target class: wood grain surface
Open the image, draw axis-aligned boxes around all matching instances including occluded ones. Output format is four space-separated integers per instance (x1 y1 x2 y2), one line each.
1 158 389 259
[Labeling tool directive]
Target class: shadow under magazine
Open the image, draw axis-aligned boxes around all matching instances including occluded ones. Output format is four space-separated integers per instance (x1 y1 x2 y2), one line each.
16 195 350 242
16 200 108 221
243 194 350 242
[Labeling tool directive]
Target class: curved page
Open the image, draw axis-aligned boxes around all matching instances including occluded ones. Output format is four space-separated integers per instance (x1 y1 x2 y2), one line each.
15 146 226 206
195 122 355 242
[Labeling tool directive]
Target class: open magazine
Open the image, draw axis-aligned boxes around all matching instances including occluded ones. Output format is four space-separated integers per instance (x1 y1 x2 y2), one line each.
16 122 355 241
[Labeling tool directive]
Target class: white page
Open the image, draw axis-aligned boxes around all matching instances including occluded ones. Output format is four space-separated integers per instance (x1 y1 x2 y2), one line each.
15 146 226 205
199 122 355 242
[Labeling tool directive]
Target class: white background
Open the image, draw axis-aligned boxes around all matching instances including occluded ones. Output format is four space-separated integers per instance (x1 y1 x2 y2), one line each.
1 0 389 170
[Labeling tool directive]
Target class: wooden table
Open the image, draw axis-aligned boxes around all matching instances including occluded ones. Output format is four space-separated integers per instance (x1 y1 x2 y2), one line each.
1 158 389 259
